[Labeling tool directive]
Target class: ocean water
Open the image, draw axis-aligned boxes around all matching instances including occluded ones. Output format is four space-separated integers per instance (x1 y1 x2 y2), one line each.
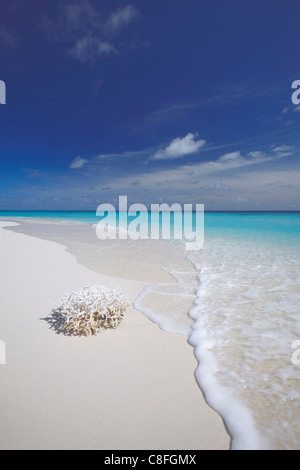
187 214 300 450
1 211 300 450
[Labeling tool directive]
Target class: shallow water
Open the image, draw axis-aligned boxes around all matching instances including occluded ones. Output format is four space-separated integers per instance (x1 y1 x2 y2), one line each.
188 233 300 449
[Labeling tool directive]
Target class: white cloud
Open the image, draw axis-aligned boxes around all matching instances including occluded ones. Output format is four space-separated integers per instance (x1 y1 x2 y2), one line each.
270 145 293 158
281 105 300 114
271 145 292 152
64 1 100 31
113 144 292 194
42 2 140 63
98 149 148 160
104 5 139 36
151 133 206 160
0 26 17 48
70 37 116 62
25 170 45 179
230 197 248 204
193 150 271 175
70 156 89 169
61 140 298 209
218 151 241 162
247 150 266 159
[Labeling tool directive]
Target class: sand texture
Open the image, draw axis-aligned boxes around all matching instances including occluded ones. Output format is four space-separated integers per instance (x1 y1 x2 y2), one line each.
0 221 230 450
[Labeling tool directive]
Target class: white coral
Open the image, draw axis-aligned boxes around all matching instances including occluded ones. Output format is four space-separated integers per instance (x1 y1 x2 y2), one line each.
51 284 130 336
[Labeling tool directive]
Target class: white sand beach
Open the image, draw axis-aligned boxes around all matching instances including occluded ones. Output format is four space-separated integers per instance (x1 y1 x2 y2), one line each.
0 221 230 450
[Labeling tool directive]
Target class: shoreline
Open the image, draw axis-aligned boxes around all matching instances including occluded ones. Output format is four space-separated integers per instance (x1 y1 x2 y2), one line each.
0 220 230 450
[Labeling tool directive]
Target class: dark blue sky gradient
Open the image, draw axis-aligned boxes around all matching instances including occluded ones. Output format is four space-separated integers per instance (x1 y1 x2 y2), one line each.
0 0 300 209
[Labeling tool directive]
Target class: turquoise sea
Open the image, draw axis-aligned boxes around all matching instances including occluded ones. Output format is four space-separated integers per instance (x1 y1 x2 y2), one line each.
0 210 299 239
1 210 300 449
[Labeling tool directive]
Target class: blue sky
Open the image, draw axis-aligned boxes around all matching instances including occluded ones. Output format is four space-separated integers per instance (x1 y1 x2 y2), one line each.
0 0 300 210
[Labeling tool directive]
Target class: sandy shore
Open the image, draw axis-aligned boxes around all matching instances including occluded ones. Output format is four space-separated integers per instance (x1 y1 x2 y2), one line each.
0 221 230 450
